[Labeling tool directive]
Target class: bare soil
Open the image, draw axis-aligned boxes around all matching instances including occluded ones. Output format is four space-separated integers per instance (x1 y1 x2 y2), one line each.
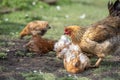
0 38 120 80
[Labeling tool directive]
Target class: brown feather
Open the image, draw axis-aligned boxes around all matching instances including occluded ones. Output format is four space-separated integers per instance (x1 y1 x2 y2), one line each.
25 34 56 54
64 0 120 67
20 21 51 39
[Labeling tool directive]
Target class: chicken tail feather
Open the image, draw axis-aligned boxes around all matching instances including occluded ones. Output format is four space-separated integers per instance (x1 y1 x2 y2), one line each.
108 0 120 17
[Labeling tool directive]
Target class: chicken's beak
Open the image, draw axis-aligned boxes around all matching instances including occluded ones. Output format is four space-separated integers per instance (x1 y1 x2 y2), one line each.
64 31 69 35
46 25 51 29
48 26 51 29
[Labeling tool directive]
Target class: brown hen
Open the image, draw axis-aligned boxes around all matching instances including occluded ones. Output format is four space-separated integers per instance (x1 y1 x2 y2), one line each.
25 34 56 55
20 21 51 39
64 0 120 67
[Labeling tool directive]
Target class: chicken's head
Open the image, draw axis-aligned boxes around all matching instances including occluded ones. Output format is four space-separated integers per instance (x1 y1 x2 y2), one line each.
64 26 84 44
64 26 81 36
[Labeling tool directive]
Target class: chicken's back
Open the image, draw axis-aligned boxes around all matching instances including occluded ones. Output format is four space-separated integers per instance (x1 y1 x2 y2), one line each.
80 35 120 58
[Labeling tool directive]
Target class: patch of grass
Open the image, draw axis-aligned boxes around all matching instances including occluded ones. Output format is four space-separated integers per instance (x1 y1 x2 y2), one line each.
42 73 55 80
22 72 80 80
22 72 45 80
77 77 91 80
15 51 35 57
0 0 49 10
0 66 6 72
22 72 56 80
0 0 109 39
106 55 113 59
56 76 75 80
7 41 15 46
102 77 115 80
26 52 35 57
7 77 16 80
0 52 7 59
93 66 112 74
57 0 72 5
22 72 92 80
0 41 6 46
15 51 25 57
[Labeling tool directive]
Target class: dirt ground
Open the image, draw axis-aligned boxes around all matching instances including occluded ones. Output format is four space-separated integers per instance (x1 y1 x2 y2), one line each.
0 38 120 80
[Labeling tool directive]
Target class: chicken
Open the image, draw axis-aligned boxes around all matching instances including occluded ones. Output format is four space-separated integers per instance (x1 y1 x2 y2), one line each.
20 21 51 39
54 35 91 74
64 25 86 45
64 0 120 67
83 35 120 67
54 35 71 56
25 34 56 55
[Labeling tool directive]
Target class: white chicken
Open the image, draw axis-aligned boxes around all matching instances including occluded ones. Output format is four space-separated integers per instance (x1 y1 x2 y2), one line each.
54 35 91 73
